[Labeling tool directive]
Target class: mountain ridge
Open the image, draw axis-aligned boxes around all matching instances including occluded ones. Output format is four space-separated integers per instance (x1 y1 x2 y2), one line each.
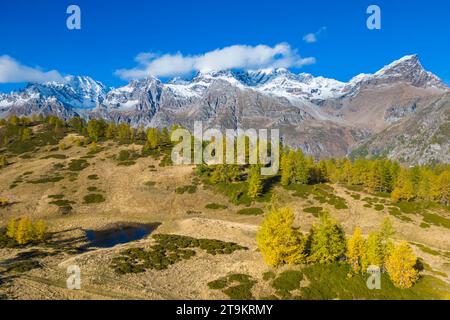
0 55 448 164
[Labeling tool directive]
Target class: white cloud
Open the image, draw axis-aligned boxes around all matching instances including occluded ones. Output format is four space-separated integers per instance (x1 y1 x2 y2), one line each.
303 33 318 43
115 43 316 80
303 27 327 43
0 55 64 84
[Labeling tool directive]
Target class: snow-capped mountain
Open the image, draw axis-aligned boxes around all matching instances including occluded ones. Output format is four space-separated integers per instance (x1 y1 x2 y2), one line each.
0 55 448 163
1 54 446 116
343 55 447 97
0 76 108 116
251 69 346 100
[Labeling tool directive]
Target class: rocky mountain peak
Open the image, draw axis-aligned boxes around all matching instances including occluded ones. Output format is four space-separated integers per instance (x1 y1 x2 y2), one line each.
346 55 448 92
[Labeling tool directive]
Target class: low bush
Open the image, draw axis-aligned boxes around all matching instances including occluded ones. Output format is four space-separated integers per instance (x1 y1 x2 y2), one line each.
41 154 67 160
205 203 228 210
111 234 247 274
271 270 304 295
208 274 256 300
175 185 197 194
68 159 89 172
236 208 264 216
303 207 323 217
83 194 105 204
28 176 64 184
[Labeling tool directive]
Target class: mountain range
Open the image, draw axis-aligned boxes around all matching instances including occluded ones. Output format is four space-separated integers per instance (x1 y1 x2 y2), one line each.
0 54 448 164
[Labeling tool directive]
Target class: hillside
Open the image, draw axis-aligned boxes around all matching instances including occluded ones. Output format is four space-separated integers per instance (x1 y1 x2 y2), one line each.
0 119 449 300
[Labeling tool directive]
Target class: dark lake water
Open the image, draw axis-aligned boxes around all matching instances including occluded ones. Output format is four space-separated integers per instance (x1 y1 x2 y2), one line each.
85 223 160 248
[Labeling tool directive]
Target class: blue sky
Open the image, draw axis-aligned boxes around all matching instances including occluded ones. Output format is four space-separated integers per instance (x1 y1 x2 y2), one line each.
0 0 449 92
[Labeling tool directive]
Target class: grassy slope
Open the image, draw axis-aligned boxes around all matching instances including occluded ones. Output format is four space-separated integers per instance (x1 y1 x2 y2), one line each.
0 124 449 300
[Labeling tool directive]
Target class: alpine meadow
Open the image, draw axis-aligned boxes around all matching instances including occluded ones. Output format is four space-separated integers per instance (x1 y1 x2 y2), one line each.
0 0 450 303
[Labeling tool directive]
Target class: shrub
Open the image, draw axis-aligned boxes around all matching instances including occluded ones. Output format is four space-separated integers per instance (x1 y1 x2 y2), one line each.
271 270 304 294
208 274 256 300
83 194 105 204
68 159 89 171
41 154 67 160
28 176 64 184
49 199 75 207
303 207 323 217
118 150 131 161
262 271 276 281
6 260 42 273
207 278 228 290
236 208 264 216
111 234 247 274
144 181 156 187
175 185 197 194
205 203 228 210
117 160 136 166
48 194 64 200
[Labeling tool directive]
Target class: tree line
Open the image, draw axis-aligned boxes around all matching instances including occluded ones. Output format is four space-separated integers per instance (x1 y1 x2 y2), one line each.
1 115 449 207
279 149 450 206
5 217 48 245
0 115 175 156
257 205 419 289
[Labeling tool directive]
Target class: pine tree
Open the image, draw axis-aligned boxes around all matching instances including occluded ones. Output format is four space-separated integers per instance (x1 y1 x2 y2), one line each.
89 141 99 153
117 123 131 142
317 160 328 183
433 171 450 205
401 177 416 201
147 128 160 149
87 119 103 142
6 219 16 239
391 168 414 202
367 161 382 193
161 127 170 145
106 123 116 140
280 150 295 186
366 231 383 267
346 227 368 273
210 165 240 184
21 127 31 141
256 207 306 267
15 217 33 245
379 160 394 193
325 159 338 183
68 117 85 134
247 165 263 199
294 150 309 184
417 169 434 202
129 127 136 142
9 115 19 126
385 241 419 289
308 212 347 264
0 155 7 168
33 220 48 242
59 141 67 151
351 158 369 186
378 218 395 266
